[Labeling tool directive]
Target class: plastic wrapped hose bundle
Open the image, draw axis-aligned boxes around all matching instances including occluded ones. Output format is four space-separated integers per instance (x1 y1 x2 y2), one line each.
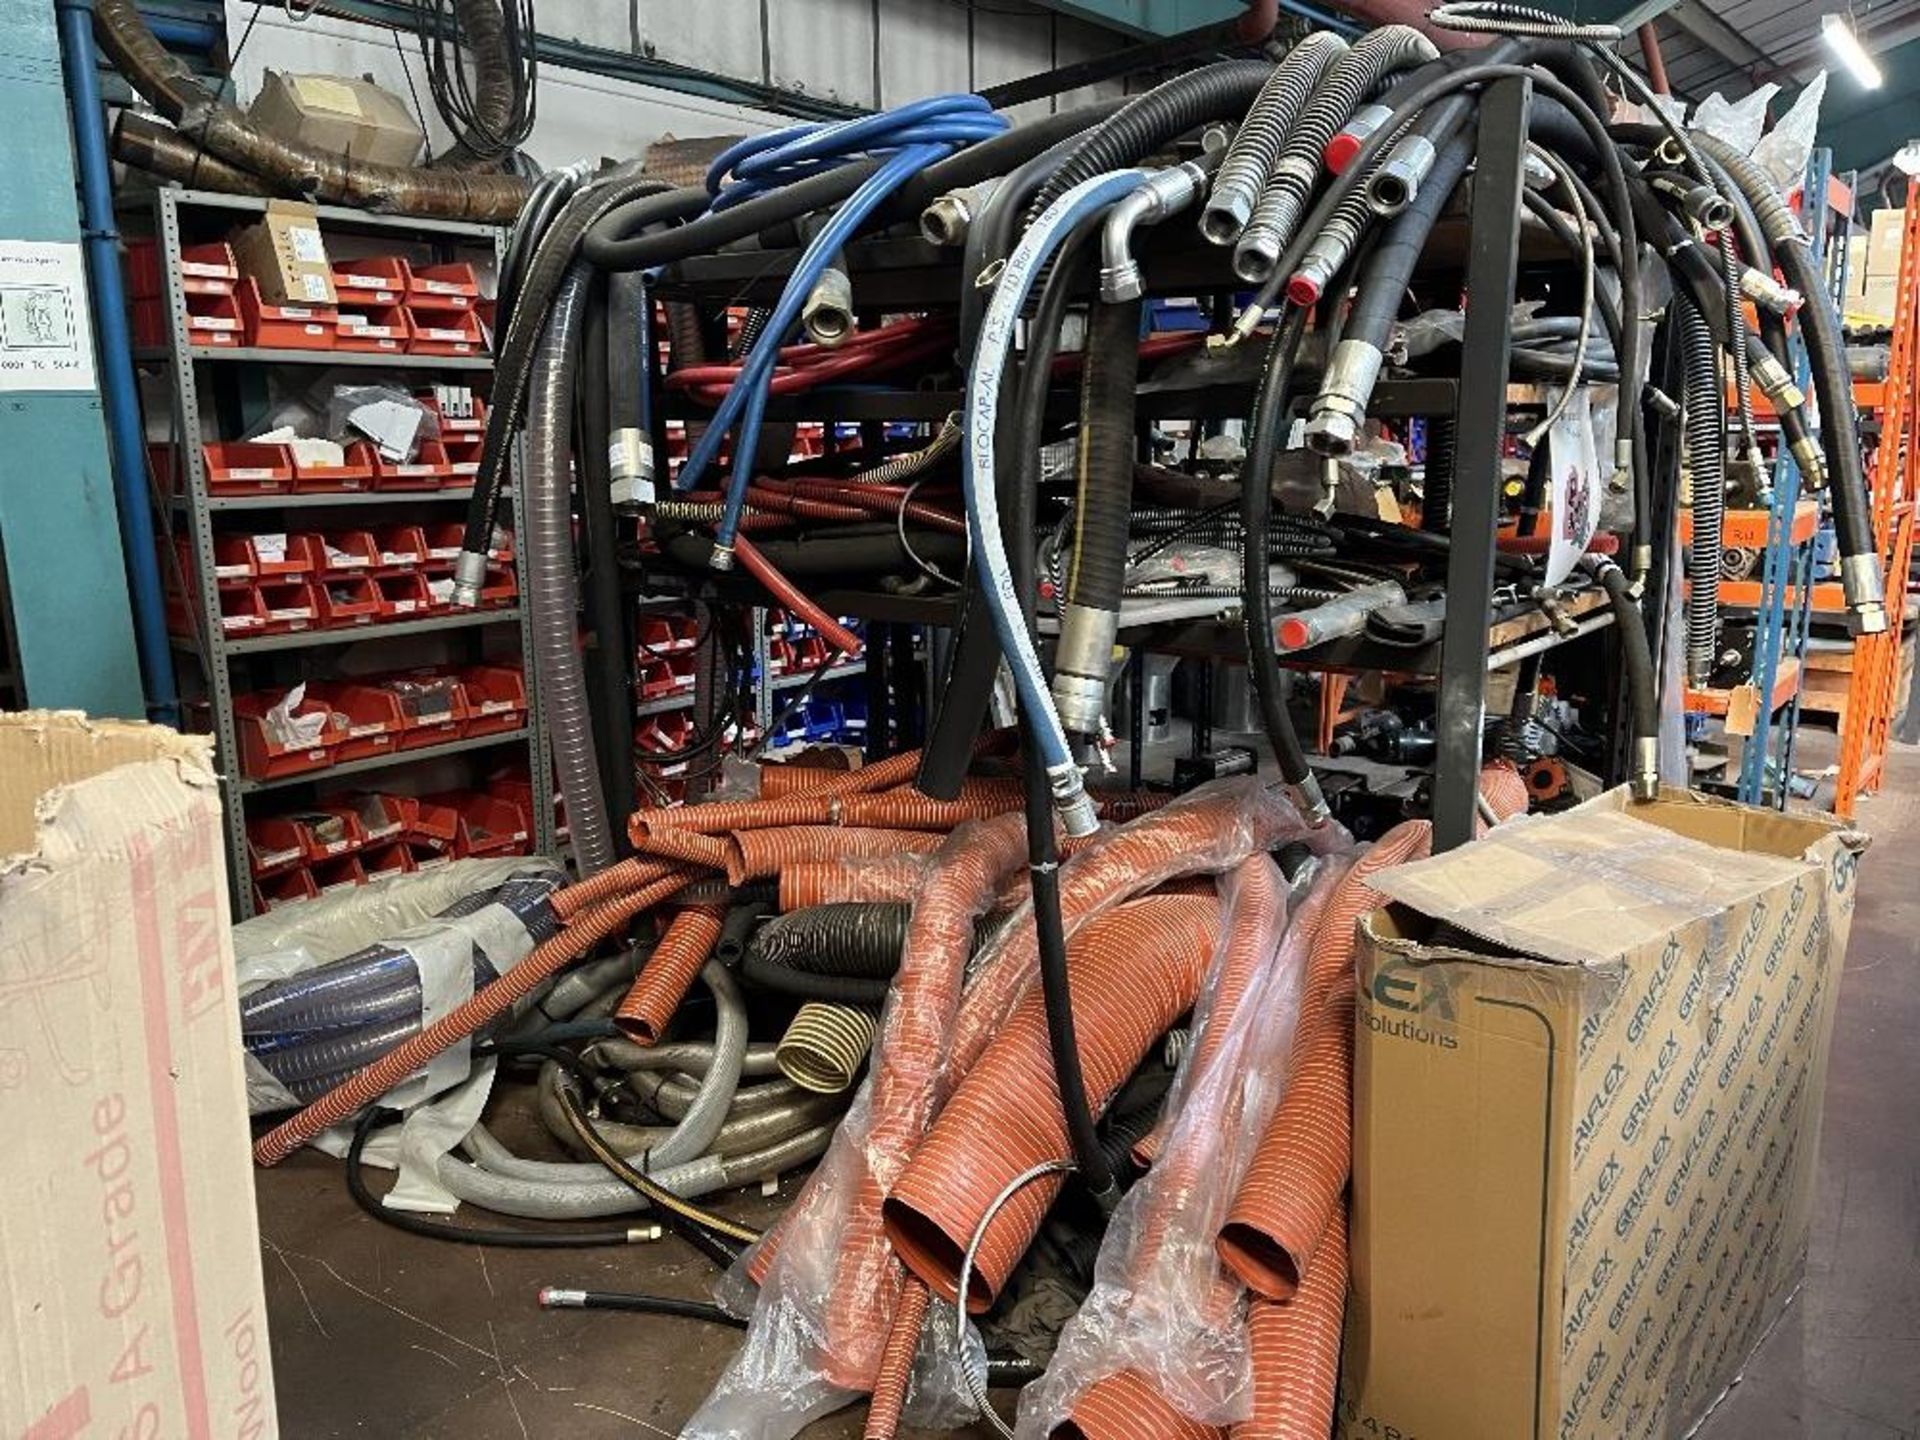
239 867 564 1113
1018 854 1350 1439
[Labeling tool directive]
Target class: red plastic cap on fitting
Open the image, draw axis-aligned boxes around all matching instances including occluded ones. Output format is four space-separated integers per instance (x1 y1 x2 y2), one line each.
1286 273 1323 307
1323 133 1364 174
1277 617 1312 651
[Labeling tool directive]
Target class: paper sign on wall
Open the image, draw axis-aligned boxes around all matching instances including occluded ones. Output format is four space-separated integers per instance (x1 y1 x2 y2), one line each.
0 241 96 393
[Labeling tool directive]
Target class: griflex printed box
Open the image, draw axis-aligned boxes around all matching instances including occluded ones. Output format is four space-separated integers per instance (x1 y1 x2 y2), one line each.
1340 787 1861 1440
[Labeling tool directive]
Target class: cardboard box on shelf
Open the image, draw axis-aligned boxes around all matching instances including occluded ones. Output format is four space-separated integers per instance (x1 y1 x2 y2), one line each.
232 199 338 308
248 70 424 170
1845 233 1869 297
1866 206 1906 279
1341 787 1863 1440
0 713 277 1437
1855 277 1900 327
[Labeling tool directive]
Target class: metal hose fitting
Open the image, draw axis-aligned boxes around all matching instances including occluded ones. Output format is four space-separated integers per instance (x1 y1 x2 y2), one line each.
1052 603 1121 735
1649 174 1732 230
1304 339 1385 456
801 256 855 348
1367 133 1437 216
1740 267 1801 314
1842 554 1890 635
609 427 656 509
451 548 489 609
1326 103 1394 173
1100 160 1212 302
920 178 1001 247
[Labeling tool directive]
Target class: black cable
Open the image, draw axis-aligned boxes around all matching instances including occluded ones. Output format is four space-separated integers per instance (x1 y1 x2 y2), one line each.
412 0 536 162
577 270 637 833
347 1108 643 1249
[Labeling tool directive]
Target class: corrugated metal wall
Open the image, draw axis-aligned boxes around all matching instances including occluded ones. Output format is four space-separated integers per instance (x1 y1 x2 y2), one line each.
225 0 1130 164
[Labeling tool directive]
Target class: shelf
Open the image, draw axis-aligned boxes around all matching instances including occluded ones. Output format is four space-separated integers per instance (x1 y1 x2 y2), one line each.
1679 500 1822 550
636 690 697 717
129 186 502 241
238 728 529 794
173 607 519 658
137 345 492 371
770 661 867 691
1685 659 1802 718
181 488 477 512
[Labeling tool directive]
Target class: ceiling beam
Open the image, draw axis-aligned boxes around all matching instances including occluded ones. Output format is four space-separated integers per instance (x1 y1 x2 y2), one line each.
1663 0 1778 76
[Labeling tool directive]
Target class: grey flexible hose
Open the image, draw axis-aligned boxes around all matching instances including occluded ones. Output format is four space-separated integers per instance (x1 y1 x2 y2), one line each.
525 266 616 874
587 1038 783 1079
1234 25 1437 282
537 1075 844 1161
437 1123 835 1220
1678 293 1724 686
627 1074 805 1121
1203 32 1347 245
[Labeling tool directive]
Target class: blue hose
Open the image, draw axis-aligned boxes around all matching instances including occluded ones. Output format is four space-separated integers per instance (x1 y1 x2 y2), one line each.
674 96 1007 562
964 168 1154 837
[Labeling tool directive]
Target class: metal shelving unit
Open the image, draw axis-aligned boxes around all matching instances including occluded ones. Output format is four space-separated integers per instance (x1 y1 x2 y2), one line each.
136 186 553 916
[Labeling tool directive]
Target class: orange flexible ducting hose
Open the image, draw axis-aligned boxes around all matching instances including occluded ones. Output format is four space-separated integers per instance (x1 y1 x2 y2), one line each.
1131 856 1280 1170
727 826 945 885
778 857 927 911
631 826 734 871
254 868 697 1165
945 784 1307 1088
884 894 1220 1312
550 857 673 921
816 812 1031 1382
759 754 857 797
632 792 836 840
1215 821 1431 1298
613 904 728 1043
1061 1369 1227 1440
834 788 1024 830
862 1277 929 1440
1231 1209 1348 1440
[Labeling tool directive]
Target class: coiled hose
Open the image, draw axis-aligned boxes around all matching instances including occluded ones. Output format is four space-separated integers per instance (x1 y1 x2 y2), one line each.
776 1002 880 1094
752 902 913 976
1022 61 1274 231
1203 33 1347 245
524 266 615 874
1234 25 1438 282
1677 293 1723 686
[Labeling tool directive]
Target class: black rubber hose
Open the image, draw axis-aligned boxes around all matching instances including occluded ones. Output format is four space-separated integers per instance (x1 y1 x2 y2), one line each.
1065 297 1142 617
584 101 1129 274
656 525 967 578
463 175 692 562
714 898 772 967
1023 60 1275 230
499 168 572 323
538 1290 746 1325
1344 132 1473 352
577 274 636 832
1595 559 1658 788
607 269 648 437
1677 292 1724 685
1240 305 1316 792
1676 134 1876 588
739 952 891 1005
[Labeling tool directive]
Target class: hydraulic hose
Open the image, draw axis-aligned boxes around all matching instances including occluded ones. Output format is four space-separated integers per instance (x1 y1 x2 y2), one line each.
965 170 1155 838
1676 293 1723 687
576 274 636 834
606 268 656 507
92 0 530 218
1239 306 1327 822
524 267 615 875
1054 295 1142 738
1235 25 1439 283
1689 133 1885 634
1203 33 1348 245
1588 557 1659 800
1022 61 1274 230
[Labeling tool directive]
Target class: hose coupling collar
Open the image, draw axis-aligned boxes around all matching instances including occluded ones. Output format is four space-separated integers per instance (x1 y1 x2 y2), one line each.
1368 134 1437 216
1304 340 1384 457
1630 738 1660 803
451 549 489 609
609 428 656 508
1289 770 1332 827
1048 764 1101 839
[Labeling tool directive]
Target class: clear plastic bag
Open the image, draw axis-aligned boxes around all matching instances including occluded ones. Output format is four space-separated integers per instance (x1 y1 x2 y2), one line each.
1015 852 1354 1435
1691 85 1780 156
1752 72 1827 195
326 384 439 461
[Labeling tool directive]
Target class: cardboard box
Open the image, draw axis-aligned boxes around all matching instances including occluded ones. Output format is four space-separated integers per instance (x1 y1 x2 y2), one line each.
1855 277 1901 327
232 199 337 308
1844 233 1869 297
1341 787 1863 1440
1866 206 1906 279
248 70 424 170
0 714 278 1437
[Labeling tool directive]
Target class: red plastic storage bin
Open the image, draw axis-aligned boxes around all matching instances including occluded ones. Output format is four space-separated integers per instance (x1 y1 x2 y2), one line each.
255 868 320 911
256 580 318 635
371 440 454 490
407 262 480 310
361 841 415 881
417 390 486 436
479 563 518 608
317 530 380 578
279 806 369 863
304 682 405 763
236 277 335 349
167 576 266 638
125 237 237 298
335 306 411 354
331 256 410 308
314 575 380 628
202 441 293 494
443 438 481 479
245 816 307 877
407 308 486 356
347 793 411 846
215 531 322 583
291 439 377 492
371 525 429 572
311 854 367 894
402 794 461 852
234 689 343 780
432 791 528 858
385 672 468 749
133 291 242 348
374 571 434 620
458 665 527 735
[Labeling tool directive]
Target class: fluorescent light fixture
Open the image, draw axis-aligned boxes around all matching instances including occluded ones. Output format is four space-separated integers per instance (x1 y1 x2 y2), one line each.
1822 13 1884 89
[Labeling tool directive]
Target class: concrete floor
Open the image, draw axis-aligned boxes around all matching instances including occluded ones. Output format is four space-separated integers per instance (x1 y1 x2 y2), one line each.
253 745 1920 1439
